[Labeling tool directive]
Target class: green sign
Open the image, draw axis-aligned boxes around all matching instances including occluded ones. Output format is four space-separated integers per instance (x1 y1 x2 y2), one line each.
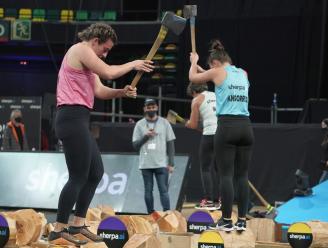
11 19 31 41
0 21 9 42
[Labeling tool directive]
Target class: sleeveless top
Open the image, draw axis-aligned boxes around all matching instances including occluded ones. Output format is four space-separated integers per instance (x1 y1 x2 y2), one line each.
56 55 96 109
215 65 250 116
199 91 217 135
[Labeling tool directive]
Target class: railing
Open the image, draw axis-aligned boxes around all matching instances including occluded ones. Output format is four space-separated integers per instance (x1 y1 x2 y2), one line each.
91 85 304 124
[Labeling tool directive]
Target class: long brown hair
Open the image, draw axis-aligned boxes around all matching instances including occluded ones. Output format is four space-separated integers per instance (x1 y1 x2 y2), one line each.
208 39 232 65
78 23 117 45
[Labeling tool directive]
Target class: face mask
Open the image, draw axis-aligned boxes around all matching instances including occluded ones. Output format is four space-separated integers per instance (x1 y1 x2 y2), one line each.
146 111 157 118
15 117 23 123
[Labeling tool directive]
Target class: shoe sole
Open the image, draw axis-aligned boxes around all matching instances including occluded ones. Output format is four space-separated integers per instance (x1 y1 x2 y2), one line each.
235 227 246 232
195 206 221 211
208 226 234 232
73 233 103 243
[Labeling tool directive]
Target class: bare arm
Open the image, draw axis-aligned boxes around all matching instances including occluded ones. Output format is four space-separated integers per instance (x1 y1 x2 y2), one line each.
185 97 201 129
94 75 137 100
77 45 153 80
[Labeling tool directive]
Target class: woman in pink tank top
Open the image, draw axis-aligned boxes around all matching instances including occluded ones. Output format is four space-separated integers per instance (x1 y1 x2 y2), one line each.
49 23 154 246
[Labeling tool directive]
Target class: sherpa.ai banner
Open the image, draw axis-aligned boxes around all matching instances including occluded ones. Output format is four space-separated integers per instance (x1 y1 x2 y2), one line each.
0 152 189 213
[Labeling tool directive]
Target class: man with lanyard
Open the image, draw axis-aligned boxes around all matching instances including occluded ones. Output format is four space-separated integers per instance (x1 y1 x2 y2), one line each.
132 98 176 214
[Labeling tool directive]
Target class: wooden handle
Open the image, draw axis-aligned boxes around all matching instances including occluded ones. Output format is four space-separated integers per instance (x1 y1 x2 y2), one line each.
190 16 196 53
190 24 196 53
130 26 168 88
248 180 270 208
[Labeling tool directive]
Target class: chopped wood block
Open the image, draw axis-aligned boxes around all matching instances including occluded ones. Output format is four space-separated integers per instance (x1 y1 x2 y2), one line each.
82 242 107 248
123 234 160 248
159 232 199 248
307 221 328 247
255 241 290 248
86 208 102 222
247 218 275 242
97 205 115 219
15 209 43 246
219 228 256 248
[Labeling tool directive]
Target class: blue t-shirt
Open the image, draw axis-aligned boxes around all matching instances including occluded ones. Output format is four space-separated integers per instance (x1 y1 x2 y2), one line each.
215 65 250 116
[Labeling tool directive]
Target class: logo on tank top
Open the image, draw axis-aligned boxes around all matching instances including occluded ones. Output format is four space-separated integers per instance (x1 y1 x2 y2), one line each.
227 95 248 103
228 84 245 90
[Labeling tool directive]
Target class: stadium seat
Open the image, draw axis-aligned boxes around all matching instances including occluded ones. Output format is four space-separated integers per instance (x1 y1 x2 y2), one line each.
32 9 45 22
75 10 88 21
19 8 32 19
4 8 17 20
89 11 102 21
47 9 60 21
60 9 74 22
103 11 117 21
0 8 4 18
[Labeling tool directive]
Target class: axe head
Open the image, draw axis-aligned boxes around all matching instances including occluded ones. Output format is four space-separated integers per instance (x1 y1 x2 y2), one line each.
162 11 186 36
183 5 197 19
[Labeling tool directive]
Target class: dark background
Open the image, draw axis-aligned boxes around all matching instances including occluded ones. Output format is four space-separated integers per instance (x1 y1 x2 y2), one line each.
0 0 327 124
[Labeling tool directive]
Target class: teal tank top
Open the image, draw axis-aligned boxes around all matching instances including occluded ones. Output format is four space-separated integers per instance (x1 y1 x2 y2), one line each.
215 65 250 116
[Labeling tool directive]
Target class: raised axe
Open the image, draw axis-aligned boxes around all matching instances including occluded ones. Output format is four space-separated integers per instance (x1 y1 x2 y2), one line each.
130 12 186 88
248 180 277 219
183 5 197 53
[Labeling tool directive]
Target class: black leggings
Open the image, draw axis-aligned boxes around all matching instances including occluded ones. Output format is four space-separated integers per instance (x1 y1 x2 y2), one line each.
215 115 254 219
199 135 220 201
55 105 104 224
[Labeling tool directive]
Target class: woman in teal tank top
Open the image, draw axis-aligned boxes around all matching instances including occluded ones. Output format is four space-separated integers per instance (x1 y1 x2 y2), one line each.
189 39 254 232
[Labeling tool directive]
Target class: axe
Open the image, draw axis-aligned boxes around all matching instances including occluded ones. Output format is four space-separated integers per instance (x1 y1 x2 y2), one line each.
131 12 186 88
248 180 277 219
183 5 197 53
167 109 186 124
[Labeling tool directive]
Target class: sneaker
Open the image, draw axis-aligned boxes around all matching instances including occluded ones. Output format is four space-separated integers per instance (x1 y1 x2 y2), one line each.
69 225 104 242
234 218 247 232
214 200 222 210
208 218 234 232
48 228 88 246
195 199 219 211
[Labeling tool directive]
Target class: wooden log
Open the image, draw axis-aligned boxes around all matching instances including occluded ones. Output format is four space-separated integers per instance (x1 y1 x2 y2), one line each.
255 241 290 248
14 209 43 246
247 218 275 242
159 232 199 248
122 234 161 248
97 205 115 220
86 208 102 222
306 221 328 247
81 242 107 248
219 228 256 248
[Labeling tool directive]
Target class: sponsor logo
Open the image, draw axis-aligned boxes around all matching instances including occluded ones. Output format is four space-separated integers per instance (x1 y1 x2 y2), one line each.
287 223 313 248
25 166 127 195
99 232 125 240
228 84 245 90
188 223 207 233
227 95 248 103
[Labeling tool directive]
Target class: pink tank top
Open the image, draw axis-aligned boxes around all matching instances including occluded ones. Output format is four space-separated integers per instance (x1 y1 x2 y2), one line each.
56 56 95 109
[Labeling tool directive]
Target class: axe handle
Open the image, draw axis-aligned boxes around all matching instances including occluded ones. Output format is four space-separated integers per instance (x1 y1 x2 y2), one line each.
190 17 196 53
131 26 168 88
248 180 273 210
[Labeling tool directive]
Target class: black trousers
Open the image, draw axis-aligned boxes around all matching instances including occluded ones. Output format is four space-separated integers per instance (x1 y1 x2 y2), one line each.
215 115 254 219
55 105 104 223
199 134 220 201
